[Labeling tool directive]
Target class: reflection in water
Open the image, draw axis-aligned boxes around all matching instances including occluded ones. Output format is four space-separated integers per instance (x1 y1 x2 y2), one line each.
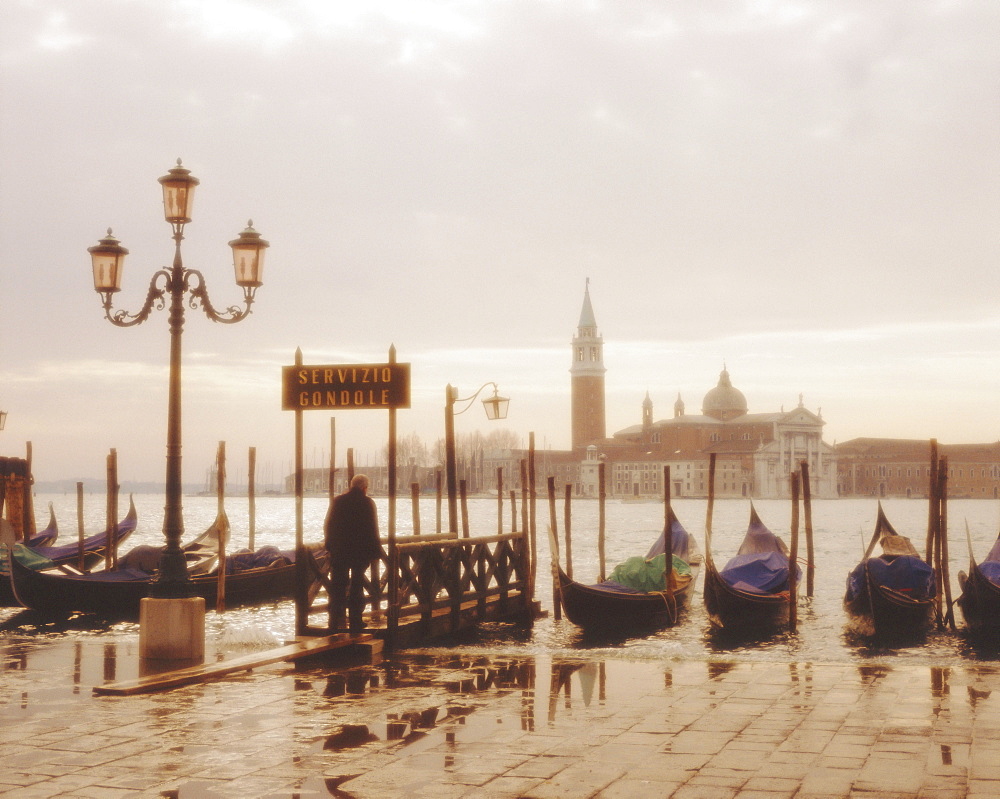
103 642 116 683
857 665 889 683
788 662 813 709
708 661 736 680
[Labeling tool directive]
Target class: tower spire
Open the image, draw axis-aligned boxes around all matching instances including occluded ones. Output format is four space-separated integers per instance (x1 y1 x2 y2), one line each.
570 280 606 449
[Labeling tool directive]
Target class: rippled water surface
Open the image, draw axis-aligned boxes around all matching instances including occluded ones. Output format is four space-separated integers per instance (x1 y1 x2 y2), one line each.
7 492 1000 666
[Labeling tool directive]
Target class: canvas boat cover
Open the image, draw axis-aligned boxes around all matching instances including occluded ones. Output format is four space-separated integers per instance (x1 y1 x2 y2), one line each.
718 510 800 594
644 515 692 562
603 553 693 593
846 555 936 600
720 551 796 595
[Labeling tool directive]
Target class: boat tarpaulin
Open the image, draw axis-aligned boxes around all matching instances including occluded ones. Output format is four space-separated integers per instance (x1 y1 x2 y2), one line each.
720 551 799 595
607 553 692 593
846 555 936 600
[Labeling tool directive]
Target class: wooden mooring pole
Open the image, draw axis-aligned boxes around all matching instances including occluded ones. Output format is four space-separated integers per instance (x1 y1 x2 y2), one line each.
547 476 561 620
800 460 815 597
789 470 800 633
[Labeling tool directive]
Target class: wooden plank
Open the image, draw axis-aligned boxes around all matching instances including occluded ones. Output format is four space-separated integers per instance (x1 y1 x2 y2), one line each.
93 634 377 696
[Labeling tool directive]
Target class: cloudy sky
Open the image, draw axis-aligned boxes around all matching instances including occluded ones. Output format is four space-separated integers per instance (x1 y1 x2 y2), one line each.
1 0 998 486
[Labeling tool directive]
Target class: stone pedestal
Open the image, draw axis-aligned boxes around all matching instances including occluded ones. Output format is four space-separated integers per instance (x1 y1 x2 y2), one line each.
139 596 206 661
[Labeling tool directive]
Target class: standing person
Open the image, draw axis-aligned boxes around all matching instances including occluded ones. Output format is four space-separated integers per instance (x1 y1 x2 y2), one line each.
325 474 383 633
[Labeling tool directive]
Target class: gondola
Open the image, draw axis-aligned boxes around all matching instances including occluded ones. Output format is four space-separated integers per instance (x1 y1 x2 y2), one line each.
844 503 935 638
556 510 702 630
30 495 138 570
703 504 799 632
1 497 138 607
10 519 327 618
25 503 59 549
956 523 1000 636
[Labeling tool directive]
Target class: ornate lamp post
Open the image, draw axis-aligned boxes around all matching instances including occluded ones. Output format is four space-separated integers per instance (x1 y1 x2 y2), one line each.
444 382 509 534
89 160 268 598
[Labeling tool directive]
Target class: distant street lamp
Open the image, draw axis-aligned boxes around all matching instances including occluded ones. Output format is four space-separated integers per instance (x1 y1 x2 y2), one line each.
89 160 268 597
444 382 509 534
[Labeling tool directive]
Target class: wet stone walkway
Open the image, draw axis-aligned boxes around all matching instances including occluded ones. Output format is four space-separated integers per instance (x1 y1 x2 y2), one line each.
1 637 999 798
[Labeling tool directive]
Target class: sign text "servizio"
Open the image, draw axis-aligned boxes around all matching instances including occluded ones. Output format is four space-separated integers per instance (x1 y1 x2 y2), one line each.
281 363 411 410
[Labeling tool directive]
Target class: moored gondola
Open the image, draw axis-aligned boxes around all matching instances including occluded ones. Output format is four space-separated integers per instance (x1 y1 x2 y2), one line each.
1 497 138 607
844 503 935 638
10 518 326 618
957 523 1000 636
703 504 799 632
556 510 702 630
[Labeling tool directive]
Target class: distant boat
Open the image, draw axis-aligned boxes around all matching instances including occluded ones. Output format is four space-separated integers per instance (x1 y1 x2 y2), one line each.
556 510 702 631
844 503 935 638
703 504 799 632
957 522 1000 637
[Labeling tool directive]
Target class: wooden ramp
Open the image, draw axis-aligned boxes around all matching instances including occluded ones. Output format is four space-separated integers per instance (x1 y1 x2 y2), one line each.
94 634 382 696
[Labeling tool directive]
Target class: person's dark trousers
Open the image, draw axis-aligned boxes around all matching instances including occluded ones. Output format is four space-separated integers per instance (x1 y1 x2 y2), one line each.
329 563 348 631
329 562 367 632
347 566 368 632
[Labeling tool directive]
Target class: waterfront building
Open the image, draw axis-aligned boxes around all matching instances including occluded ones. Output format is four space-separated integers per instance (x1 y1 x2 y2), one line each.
835 438 1000 499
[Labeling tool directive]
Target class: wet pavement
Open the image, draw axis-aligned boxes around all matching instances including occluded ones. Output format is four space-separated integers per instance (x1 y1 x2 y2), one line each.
2 631 1000 799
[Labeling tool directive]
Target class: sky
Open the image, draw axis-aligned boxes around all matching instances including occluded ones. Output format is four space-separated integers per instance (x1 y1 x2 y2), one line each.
1 0 998 487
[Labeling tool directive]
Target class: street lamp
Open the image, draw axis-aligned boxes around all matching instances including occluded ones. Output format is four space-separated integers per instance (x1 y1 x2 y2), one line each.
444 382 509 534
89 160 268 598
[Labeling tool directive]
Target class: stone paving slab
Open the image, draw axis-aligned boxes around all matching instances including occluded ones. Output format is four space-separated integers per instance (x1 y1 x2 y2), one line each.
2 635 1000 797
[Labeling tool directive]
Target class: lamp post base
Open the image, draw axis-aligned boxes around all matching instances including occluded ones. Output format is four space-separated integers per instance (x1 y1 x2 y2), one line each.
139 596 206 661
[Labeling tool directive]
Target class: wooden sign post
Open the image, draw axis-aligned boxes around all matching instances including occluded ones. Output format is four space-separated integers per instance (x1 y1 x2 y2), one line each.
281 346 410 636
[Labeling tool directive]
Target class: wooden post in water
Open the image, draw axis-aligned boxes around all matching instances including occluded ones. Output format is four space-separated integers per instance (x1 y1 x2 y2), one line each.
800 460 815 597
528 434 538 606
346 448 355 485
460 480 470 537
497 467 504 536
520 460 529 594
933 457 946 627
926 439 939 564
937 459 956 630
410 483 421 535
706 453 717 538
105 449 119 570
789 470 800 633
663 466 674 594
563 483 573 581
76 482 85 573
598 461 606 582
509 489 518 533
24 442 36 538
435 470 443 534
547 475 561 620
216 441 227 614
248 446 257 551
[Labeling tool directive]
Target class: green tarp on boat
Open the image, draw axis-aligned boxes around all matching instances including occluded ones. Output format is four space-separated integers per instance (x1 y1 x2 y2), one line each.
608 553 691 593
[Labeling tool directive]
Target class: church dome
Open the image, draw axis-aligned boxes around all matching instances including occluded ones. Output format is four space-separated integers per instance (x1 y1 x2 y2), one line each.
702 368 747 420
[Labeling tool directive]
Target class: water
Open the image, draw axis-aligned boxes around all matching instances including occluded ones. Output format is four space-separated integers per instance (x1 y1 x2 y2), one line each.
7 492 1000 666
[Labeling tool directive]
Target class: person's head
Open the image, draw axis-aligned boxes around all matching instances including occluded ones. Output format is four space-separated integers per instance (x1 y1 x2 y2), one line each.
350 474 369 494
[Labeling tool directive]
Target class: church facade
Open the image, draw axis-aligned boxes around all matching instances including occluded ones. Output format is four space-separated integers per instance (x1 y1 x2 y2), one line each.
484 283 838 499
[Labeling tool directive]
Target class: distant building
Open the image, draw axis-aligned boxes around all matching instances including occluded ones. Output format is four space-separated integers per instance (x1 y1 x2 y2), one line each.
485 283 838 500
835 438 1000 499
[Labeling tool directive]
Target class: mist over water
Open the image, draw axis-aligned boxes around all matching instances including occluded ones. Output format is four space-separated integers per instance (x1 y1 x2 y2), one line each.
20 493 1000 665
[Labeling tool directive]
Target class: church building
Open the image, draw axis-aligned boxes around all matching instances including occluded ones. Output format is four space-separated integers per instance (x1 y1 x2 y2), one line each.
569 286 838 500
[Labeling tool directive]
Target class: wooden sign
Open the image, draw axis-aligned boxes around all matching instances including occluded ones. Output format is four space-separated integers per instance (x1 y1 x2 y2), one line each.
282 362 410 410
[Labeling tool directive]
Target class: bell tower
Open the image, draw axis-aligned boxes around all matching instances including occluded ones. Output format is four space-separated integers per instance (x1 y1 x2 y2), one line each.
570 279 606 449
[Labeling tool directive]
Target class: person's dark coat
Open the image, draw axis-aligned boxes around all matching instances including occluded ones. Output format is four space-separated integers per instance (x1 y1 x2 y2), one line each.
324 487 382 567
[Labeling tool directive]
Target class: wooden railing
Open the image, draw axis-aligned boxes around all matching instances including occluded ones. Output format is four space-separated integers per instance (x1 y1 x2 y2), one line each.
312 529 531 644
